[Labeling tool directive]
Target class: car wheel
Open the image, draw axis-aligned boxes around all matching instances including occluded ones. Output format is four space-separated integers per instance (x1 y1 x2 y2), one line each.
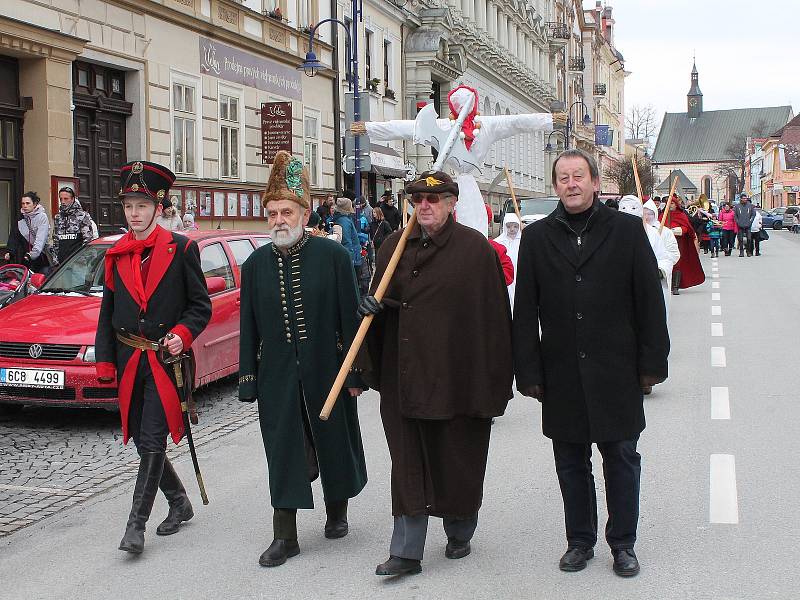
0 404 24 415
774 222 782 230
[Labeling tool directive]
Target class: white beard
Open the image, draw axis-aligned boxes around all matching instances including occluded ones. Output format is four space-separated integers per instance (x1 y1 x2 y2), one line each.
271 222 305 249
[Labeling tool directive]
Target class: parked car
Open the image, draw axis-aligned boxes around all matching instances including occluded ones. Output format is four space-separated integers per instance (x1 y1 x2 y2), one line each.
0 230 270 413
759 209 783 230
494 196 561 228
782 205 800 229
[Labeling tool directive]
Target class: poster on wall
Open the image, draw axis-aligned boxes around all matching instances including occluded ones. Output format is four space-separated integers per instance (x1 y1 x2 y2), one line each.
261 102 293 164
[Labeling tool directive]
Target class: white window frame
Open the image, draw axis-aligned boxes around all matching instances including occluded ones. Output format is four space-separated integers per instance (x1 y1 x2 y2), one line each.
218 83 245 182
383 38 393 90
303 109 321 188
170 71 203 178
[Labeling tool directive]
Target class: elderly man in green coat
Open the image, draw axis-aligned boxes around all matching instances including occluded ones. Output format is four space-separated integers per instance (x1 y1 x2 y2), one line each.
239 151 367 568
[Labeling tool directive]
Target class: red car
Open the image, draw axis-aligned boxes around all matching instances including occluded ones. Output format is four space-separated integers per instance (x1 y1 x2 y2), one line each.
0 230 270 412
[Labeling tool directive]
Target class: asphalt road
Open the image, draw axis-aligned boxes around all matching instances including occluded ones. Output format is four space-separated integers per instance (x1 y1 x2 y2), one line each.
1 230 798 599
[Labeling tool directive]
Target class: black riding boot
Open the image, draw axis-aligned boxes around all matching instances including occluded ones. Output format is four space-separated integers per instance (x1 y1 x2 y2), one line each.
259 509 300 567
119 451 166 554
156 457 194 536
324 499 349 539
671 270 682 295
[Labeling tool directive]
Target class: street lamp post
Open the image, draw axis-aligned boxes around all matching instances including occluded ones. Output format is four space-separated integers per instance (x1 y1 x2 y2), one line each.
564 100 592 150
299 0 363 213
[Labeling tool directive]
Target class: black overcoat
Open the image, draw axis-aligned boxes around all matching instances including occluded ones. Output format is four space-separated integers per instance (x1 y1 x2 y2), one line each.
513 202 670 443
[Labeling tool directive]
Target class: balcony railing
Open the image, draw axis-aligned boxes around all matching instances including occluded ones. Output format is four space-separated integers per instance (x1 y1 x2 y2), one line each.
568 57 585 71
593 83 607 96
547 22 569 47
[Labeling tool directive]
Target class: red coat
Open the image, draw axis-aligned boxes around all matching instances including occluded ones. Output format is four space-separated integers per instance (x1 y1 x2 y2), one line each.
95 227 212 444
489 239 514 285
660 208 705 289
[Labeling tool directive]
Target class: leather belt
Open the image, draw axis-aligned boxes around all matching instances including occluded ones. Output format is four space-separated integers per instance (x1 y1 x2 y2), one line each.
116 332 161 352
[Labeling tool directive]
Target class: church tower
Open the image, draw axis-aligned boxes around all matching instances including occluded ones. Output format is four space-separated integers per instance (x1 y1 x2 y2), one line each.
687 59 703 118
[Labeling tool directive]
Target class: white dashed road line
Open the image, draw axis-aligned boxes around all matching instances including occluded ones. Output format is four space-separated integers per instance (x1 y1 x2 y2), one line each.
710 454 739 524
712 282 720 289
711 322 724 337
712 293 721 301
711 387 730 420
711 346 727 367
712 305 722 316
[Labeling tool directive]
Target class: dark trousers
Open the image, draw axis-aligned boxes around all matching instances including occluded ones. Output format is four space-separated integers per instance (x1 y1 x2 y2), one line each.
736 228 752 254
127 360 170 453
389 513 479 560
552 438 641 550
747 233 761 255
709 237 720 253
721 229 735 252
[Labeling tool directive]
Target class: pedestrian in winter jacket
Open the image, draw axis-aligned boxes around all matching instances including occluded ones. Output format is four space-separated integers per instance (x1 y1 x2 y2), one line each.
332 198 363 268
4 191 51 272
733 194 756 256
52 187 94 264
718 203 737 256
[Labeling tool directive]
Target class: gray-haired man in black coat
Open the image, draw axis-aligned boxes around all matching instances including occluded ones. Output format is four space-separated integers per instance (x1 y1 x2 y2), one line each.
513 149 669 578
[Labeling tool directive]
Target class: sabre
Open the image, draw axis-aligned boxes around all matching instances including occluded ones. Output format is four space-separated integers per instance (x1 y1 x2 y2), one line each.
319 99 475 421
160 334 209 505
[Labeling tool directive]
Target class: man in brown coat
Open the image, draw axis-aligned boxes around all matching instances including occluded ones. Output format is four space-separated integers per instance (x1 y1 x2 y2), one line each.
358 171 513 576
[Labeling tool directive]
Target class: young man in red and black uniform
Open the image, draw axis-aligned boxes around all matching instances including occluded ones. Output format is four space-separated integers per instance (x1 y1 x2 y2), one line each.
95 160 211 554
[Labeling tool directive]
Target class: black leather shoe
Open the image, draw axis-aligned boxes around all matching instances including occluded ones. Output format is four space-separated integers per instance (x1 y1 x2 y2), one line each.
445 538 471 559
258 539 300 567
324 519 349 539
375 556 422 576
559 546 594 572
612 548 640 577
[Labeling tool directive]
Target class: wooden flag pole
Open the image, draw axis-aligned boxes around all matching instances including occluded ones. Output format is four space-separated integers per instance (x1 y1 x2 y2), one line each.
659 176 679 234
503 167 523 224
402 195 408 228
320 211 418 420
631 155 644 200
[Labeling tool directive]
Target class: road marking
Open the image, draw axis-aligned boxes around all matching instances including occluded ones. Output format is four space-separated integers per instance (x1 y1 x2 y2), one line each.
712 305 722 315
712 273 720 278
712 282 720 289
712 292 720 301
712 322 724 337
711 387 730 419
710 454 739 524
711 346 727 367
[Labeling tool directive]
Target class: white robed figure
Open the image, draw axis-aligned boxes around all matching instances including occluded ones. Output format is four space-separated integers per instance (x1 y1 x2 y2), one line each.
353 85 562 237
493 212 522 309
619 196 679 319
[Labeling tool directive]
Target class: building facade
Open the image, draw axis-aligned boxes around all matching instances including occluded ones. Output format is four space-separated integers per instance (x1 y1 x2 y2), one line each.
1 0 342 236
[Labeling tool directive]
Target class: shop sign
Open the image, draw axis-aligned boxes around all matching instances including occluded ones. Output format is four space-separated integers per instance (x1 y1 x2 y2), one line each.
200 37 302 100
261 102 293 164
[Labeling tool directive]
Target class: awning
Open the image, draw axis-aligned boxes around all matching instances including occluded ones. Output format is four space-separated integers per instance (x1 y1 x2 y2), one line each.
369 143 408 178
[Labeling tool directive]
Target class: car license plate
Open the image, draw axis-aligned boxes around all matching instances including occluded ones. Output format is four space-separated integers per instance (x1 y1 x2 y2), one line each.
0 368 65 389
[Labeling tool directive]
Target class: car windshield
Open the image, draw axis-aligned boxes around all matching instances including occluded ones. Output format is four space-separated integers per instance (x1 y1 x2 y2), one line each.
508 198 561 217
40 244 109 296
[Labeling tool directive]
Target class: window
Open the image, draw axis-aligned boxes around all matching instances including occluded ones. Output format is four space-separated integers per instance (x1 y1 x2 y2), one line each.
383 40 392 89
304 113 320 187
344 17 353 83
254 236 271 247
297 0 311 27
0 120 16 159
219 93 241 179
365 30 373 83
200 243 235 291
173 81 197 175
228 239 256 266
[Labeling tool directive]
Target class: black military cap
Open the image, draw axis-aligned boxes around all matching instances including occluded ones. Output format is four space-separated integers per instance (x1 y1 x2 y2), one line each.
119 160 176 204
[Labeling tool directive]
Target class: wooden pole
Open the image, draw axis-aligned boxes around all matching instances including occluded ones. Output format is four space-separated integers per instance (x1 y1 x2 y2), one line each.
402 195 408 228
631 155 643 200
503 167 523 224
320 211 418 420
659 176 679 234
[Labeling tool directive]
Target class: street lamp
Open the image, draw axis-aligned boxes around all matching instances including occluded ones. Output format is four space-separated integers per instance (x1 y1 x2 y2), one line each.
545 130 566 153
559 100 591 150
299 0 363 213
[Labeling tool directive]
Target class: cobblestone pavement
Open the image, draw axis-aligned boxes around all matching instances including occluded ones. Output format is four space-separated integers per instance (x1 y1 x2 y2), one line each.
0 376 256 537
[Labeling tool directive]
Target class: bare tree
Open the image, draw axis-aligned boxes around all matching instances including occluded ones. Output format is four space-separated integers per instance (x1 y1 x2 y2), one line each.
625 104 659 145
605 155 655 196
713 119 771 195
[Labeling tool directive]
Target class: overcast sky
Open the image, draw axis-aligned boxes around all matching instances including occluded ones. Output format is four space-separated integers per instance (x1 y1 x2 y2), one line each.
606 0 798 141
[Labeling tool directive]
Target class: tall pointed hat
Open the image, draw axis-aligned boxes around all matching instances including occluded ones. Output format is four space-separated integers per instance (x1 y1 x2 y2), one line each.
263 150 310 209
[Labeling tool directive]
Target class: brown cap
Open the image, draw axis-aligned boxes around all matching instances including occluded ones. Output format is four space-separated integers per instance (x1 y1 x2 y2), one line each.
263 151 310 209
404 170 459 197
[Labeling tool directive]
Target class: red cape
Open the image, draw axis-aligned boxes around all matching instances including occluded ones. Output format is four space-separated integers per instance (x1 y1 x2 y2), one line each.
660 209 705 288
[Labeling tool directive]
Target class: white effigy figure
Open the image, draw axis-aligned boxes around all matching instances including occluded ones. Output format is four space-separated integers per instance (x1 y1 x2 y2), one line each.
354 85 561 237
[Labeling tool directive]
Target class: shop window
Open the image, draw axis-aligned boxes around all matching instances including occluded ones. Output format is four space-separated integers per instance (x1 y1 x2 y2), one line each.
304 113 320 187
228 239 256 266
220 93 241 179
172 82 197 175
200 243 235 290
